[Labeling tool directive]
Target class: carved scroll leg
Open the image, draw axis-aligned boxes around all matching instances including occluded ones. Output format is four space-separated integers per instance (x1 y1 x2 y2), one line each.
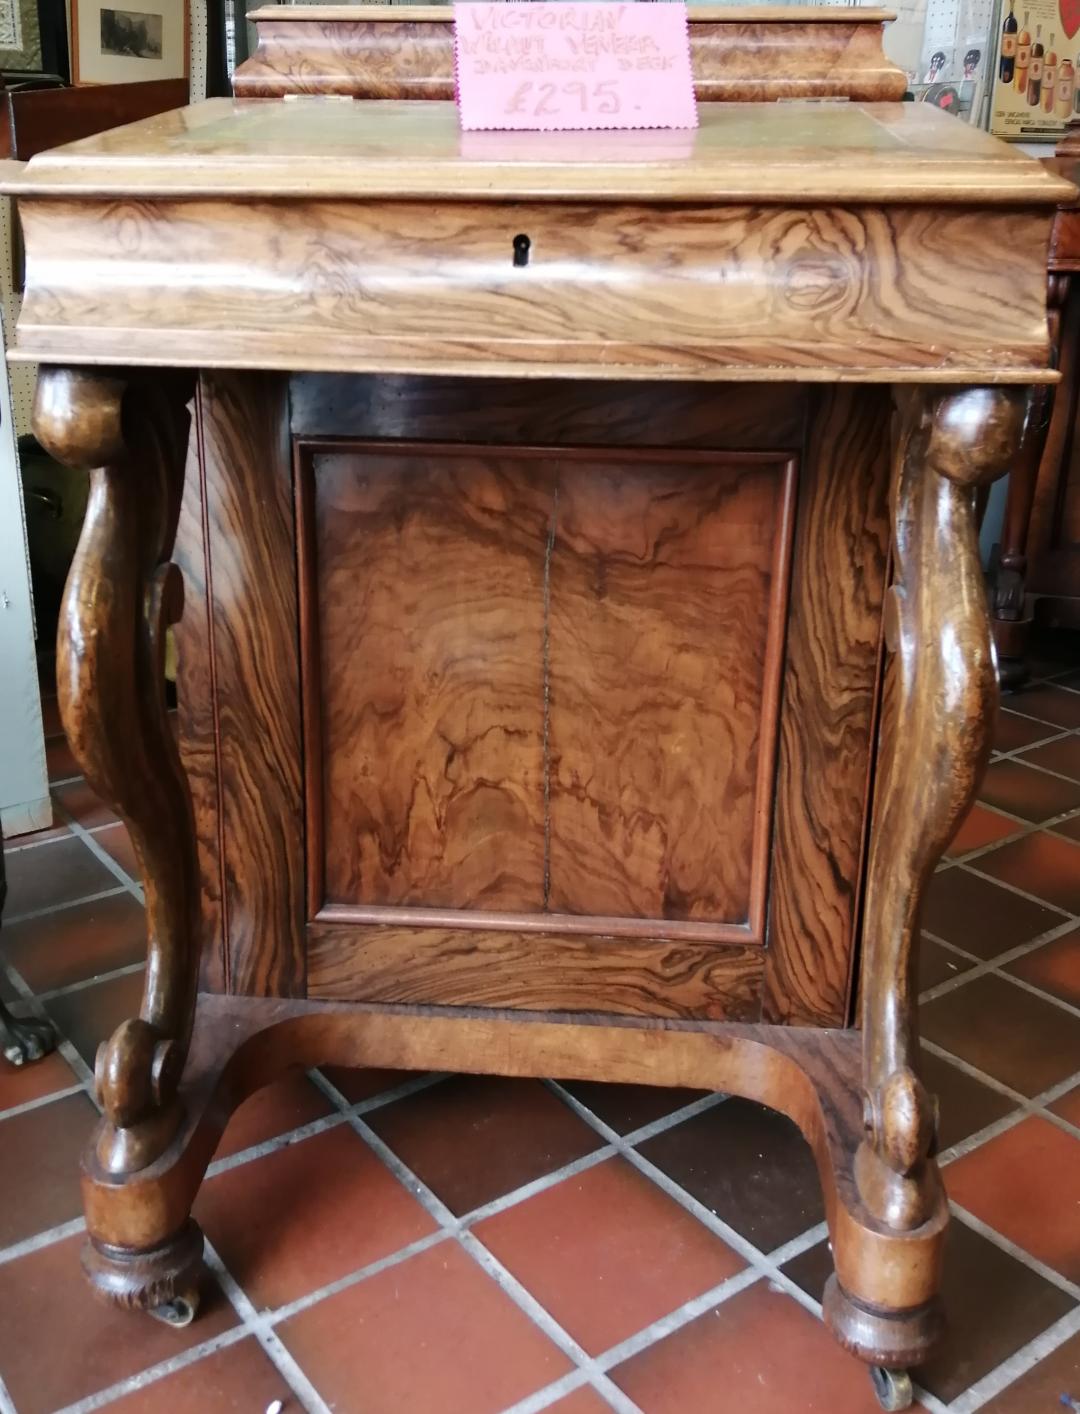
825 387 1027 1381
34 367 204 1317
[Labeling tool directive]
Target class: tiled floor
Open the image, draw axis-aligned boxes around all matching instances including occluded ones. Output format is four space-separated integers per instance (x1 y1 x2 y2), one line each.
2 645 1080 1414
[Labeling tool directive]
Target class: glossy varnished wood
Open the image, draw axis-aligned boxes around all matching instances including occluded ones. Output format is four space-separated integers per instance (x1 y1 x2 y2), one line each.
194 374 304 998
234 5 908 104
763 385 892 1027
35 368 198 1174
3 101 1069 383
302 443 794 939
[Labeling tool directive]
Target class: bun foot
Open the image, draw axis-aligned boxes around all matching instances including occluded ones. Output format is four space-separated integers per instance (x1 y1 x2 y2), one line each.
823 1274 942 1370
0 1004 55 1067
82 1219 205 1320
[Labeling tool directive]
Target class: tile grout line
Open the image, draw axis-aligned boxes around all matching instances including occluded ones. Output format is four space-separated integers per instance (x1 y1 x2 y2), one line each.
52 1326 255 1414
3 886 129 928
308 1070 646 1414
949 1201 1080 1303
947 1302 1080 1414
544 1083 952 1413
50 799 144 905
0 1082 85 1124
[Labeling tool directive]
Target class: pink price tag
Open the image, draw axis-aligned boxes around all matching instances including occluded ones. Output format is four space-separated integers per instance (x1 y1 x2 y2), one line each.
453 2 698 132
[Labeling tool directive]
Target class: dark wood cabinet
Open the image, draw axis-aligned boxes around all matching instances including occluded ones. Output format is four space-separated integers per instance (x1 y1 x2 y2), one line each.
3 8 1071 1408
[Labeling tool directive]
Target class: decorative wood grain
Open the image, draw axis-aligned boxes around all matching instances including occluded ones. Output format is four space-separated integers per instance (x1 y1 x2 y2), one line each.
7 100 1069 205
857 386 1025 1233
306 925 763 1021
289 376 810 451
11 194 1059 383
36 367 198 1173
312 447 550 913
547 453 795 929
196 372 305 998
233 6 907 104
302 442 795 941
763 385 892 1028
172 395 224 994
81 990 948 1368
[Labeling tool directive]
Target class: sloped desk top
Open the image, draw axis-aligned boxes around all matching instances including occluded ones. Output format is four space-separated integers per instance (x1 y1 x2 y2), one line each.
3 98 1074 380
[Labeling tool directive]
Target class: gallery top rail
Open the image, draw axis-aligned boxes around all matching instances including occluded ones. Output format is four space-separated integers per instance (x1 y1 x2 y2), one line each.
233 4 908 102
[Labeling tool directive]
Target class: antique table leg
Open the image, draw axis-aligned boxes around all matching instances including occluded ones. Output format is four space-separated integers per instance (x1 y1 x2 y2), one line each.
0 821 55 1065
33 366 204 1322
824 386 1026 1409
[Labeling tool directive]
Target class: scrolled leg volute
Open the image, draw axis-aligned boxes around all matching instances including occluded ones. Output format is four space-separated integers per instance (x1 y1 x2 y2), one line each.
34 367 204 1316
824 387 1027 1402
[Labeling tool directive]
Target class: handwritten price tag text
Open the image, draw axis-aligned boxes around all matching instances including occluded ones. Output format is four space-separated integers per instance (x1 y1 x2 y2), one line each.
453 3 698 132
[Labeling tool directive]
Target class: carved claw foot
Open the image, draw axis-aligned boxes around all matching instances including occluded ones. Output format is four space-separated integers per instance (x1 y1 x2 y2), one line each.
82 1219 205 1323
0 1000 55 1067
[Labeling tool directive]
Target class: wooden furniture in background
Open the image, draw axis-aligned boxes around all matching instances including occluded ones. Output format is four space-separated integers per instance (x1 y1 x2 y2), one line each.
993 130 1080 683
3 9 1071 1410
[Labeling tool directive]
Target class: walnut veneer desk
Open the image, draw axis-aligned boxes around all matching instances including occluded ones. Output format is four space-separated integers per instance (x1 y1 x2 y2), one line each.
3 8 1073 1408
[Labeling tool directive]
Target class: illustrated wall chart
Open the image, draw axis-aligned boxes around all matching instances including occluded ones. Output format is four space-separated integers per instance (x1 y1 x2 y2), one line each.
989 0 1080 136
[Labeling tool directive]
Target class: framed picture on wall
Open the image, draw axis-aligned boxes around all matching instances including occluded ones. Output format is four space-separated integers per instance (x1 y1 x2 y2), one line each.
0 0 69 79
71 0 188 84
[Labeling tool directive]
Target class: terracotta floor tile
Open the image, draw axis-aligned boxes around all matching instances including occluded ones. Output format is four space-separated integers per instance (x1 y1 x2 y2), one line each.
782 1219 1076 1404
0 1233 237 1414
280 1239 570 1414
45 969 146 1069
1018 734 1080 783
52 778 118 831
946 804 1021 858
545 1387 616 1412
919 938 975 993
994 709 1060 753
1055 810 1080 844
94 823 141 882
560 1080 708 1135
366 1075 603 1216
921 973 1080 1097
1005 926 1080 1008
978 760 1080 823
611 1279 893 1414
1050 1085 1080 1127
0 1091 99 1246
945 1115 1080 1280
195 1123 437 1309
213 1070 334 1160
320 1064 414 1104
920 1048 1017 1152
972 831 1080 914
3 835 118 918
45 733 79 783
980 1327 1080 1412
102 1335 293 1413
1006 684 1080 730
922 868 1063 958
474 1155 743 1355
637 1098 823 1253
2 891 145 993
0 1048 79 1112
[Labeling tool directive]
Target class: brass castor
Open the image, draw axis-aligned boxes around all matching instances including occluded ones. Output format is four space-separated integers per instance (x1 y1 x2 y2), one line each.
148 1288 200 1328
870 1366 914 1412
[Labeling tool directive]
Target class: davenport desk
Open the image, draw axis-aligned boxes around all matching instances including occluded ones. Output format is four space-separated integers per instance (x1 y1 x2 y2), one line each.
3 8 1073 1408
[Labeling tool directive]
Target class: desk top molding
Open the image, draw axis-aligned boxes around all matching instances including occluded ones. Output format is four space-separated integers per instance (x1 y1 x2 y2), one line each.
234 3 909 103
3 99 1072 381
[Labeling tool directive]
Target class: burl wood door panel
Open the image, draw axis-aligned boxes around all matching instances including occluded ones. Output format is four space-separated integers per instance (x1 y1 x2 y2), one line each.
181 375 890 1025
301 444 795 946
